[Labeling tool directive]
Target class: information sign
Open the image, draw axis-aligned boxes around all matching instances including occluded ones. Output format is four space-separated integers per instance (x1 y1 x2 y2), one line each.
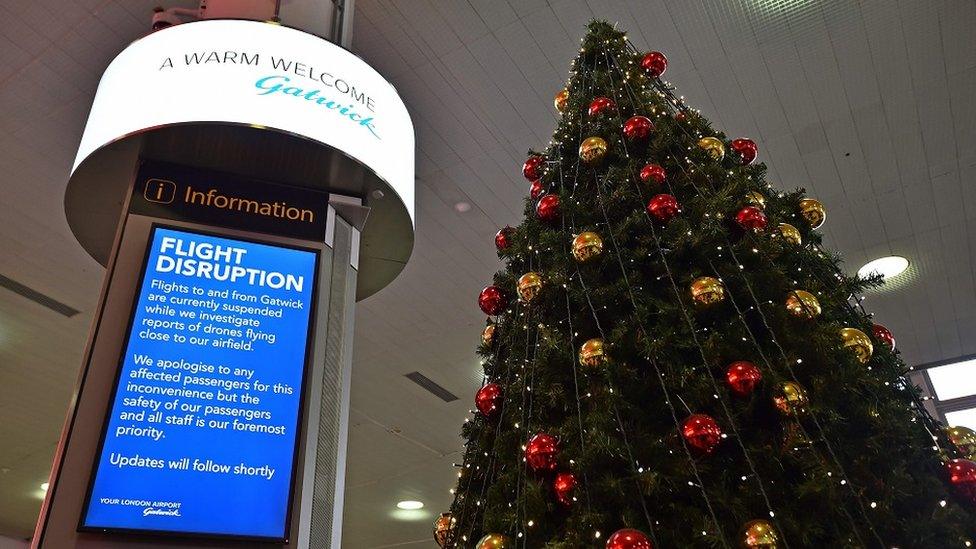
81 226 317 540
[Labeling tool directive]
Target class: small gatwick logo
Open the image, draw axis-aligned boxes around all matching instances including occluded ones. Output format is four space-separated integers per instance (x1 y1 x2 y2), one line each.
254 75 380 139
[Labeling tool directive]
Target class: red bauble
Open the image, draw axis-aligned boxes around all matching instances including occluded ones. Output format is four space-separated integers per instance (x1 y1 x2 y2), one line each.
588 96 616 117
529 179 546 200
682 414 722 454
478 285 507 316
674 111 686 122
536 194 560 223
726 361 762 397
494 227 513 252
553 471 577 506
606 528 653 549
646 194 679 223
523 155 544 181
525 432 559 472
872 324 895 351
475 383 503 418
623 115 654 141
640 51 668 78
730 138 758 165
946 458 976 507
735 206 768 232
639 163 666 185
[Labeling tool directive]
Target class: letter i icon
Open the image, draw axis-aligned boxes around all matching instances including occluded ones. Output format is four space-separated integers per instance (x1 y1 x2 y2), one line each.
144 179 176 204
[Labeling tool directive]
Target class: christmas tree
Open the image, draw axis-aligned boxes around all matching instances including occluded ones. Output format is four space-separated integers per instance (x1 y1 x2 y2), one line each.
435 21 976 549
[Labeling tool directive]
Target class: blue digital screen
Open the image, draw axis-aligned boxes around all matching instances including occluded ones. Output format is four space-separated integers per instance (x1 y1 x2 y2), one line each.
82 226 317 540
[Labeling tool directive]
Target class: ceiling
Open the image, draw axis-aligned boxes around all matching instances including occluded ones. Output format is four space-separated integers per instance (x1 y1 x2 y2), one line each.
0 0 974 546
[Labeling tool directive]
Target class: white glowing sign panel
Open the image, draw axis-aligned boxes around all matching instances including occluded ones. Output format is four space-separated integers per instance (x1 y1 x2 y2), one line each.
73 20 414 224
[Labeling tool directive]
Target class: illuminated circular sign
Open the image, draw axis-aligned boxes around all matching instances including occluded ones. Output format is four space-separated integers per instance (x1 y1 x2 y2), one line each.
67 20 415 299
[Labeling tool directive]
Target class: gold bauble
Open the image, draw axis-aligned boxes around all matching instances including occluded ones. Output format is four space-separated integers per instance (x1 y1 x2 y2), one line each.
690 276 725 307
579 338 607 367
785 290 821 319
772 381 809 417
517 272 543 302
798 198 826 229
740 519 780 548
839 327 873 364
777 223 802 245
744 191 767 210
572 231 604 263
579 136 609 164
433 513 455 548
481 323 496 347
698 136 725 160
554 88 569 112
476 533 511 549
947 425 976 460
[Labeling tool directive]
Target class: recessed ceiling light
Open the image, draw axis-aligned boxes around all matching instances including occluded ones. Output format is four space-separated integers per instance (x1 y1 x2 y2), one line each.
454 201 471 213
396 500 424 510
927 358 976 401
857 256 909 281
40 482 49 491
945 408 976 432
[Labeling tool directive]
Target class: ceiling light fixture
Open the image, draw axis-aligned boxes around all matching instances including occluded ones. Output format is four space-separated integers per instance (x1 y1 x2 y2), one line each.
41 482 49 491
454 201 471 213
857 256 909 281
396 500 424 510
945 408 976 432
927 358 976 401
